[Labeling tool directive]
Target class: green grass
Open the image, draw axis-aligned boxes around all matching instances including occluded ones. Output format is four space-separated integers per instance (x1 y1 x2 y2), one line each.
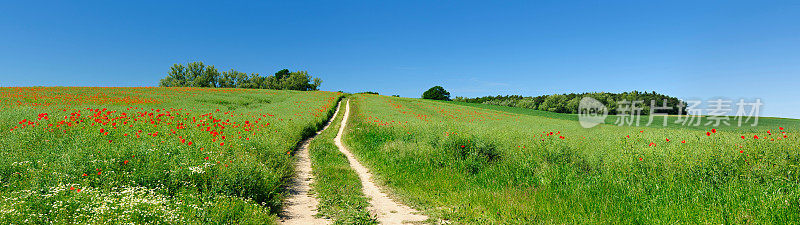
345 94 799 224
308 98 377 224
0 87 342 224
446 100 800 132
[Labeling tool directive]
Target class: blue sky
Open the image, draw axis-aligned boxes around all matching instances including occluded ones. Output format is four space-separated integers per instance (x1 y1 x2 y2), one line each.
1 1 799 118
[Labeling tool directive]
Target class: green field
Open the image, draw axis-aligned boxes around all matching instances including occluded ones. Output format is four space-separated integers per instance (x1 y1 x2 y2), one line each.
345 94 798 224
446 100 800 132
1 88 797 224
0 87 341 223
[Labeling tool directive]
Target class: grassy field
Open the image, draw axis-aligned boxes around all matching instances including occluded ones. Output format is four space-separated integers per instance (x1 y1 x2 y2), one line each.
345 94 799 224
446 101 799 132
0 87 341 223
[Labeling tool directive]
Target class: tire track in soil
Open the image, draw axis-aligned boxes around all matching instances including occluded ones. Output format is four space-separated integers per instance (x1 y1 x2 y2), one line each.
279 100 342 225
334 100 428 225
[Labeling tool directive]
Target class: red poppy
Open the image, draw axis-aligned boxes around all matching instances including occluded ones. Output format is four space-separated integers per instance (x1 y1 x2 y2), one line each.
82 173 87 177
639 157 643 161
460 145 465 148
741 136 745 139
754 135 759 139
706 132 711 136
681 140 686 143
123 160 129 165
76 189 82 193
220 142 224 146
740 150 744 153
666 138 670 142
97 171 102 175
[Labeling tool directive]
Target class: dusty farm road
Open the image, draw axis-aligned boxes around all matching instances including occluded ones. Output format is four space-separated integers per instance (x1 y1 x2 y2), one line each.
279 101 341 225
281 99 427 225
334 100 428 225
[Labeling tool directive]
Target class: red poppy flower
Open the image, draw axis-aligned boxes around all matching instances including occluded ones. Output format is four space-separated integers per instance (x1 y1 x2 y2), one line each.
639 157 643 161
460 145 465 148
76 189 82 193
681 140 686 143
666 138 670 142
754 135 759 139
741 136 745 139
706 132 711 136
82 173 87 177
740 150 744 153
779 127 784 130
124 160 129 165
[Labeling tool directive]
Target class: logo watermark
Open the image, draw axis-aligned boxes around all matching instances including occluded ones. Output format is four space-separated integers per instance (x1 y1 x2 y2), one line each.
578 97 763 128
578 97 608 128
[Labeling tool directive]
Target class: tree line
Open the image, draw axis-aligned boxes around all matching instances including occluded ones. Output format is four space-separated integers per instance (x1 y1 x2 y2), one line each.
158 61 322 91
454 91 687 115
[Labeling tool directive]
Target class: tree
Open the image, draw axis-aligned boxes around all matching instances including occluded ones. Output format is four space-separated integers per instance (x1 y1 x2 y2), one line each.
186 62 205 87
158 63 323 91
219 69 243 88
422 86 451 100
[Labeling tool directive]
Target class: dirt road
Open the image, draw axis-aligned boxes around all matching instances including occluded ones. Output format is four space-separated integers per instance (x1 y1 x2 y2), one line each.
334 100 428 225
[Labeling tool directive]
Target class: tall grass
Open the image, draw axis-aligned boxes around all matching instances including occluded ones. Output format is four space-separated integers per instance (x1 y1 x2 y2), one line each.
345 94 799 224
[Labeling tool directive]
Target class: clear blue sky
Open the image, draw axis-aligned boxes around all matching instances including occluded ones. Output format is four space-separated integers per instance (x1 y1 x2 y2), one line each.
1 1 799 118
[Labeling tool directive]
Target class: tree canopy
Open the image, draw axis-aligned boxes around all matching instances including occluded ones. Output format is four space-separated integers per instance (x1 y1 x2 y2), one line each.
159 62 322 91
422 86 451 100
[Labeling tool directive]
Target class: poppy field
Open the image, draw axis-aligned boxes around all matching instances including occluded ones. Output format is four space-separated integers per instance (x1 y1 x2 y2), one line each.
0 87 341 223
344 94 799 224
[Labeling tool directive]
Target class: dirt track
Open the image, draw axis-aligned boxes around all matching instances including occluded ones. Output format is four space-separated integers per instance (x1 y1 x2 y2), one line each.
334 100 428 224
279 101 341 225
